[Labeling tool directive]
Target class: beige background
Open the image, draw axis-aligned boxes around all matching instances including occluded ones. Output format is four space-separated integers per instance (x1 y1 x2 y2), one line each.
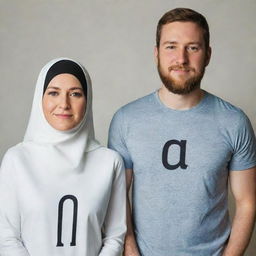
0 0 255 254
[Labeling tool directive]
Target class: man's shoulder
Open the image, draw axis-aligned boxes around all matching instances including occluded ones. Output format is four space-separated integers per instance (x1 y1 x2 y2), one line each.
121 91 155 111
207 92 245 117
207 92 249 127
114 91 156 118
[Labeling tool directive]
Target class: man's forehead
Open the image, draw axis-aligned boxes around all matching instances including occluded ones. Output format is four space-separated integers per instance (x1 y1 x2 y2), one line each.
160 22 205 42
161 21 203 33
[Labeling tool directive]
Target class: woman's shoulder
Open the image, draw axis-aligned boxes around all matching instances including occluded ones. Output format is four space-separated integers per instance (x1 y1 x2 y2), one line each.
86 147 125 175
0 143 24 175
1 143 24 162
91 146 124 164
94 147 125 175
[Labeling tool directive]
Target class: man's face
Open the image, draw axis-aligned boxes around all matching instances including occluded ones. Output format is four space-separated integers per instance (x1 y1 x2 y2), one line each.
155 21 211 94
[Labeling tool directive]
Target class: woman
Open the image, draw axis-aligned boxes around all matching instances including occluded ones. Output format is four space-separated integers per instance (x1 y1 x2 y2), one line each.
0 58 126 256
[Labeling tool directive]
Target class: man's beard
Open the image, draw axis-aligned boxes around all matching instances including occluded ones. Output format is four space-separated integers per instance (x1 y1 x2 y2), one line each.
157 61 205 95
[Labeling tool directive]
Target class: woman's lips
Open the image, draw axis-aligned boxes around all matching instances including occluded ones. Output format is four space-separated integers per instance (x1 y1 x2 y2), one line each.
54 114 73 119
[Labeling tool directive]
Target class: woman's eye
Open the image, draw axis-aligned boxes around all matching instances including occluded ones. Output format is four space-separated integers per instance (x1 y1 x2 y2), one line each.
70 92 83 97
48 91 58 96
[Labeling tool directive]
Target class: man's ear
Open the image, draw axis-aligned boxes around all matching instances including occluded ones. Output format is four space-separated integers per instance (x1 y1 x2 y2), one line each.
205 46 212 66
154 46 159 65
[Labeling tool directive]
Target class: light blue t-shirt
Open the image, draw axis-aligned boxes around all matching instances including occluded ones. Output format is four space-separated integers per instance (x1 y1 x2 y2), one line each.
108 90 256 256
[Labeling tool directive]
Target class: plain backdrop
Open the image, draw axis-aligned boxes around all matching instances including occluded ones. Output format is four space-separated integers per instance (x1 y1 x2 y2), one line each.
0 0 255 254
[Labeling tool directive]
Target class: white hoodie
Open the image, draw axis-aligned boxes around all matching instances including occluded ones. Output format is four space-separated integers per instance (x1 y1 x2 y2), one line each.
0 58 126 256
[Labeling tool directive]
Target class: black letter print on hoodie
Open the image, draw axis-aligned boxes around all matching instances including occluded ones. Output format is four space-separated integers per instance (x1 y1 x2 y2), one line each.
56 195 78 247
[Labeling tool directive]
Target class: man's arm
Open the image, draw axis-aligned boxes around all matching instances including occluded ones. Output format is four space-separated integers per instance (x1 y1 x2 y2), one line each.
124 168 140 256
223 167 256 256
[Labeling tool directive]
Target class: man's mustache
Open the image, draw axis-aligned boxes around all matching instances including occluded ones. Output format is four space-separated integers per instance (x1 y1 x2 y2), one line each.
168 65 195 72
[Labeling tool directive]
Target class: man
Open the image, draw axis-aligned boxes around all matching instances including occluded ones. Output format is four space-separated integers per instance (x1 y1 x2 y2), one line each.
108 8 256 256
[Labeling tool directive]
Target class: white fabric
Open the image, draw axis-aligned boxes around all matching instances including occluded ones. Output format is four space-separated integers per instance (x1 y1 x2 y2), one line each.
0 58 126 256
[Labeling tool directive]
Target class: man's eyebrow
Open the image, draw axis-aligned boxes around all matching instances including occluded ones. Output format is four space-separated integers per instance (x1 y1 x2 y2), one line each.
162 41 178 45
187 42 202 45
162 41 202 45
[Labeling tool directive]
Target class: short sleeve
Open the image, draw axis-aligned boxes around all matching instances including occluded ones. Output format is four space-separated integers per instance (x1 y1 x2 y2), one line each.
108 109 133 169
229 114 256 171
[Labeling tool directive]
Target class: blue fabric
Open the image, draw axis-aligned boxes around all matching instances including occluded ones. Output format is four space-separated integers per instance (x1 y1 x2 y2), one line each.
108 90 256 256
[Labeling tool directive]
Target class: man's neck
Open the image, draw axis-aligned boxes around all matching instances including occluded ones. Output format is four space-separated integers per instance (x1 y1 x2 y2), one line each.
158 86 204 110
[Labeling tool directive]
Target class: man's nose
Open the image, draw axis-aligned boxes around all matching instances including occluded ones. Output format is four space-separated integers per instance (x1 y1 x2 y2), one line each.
175 48 188 65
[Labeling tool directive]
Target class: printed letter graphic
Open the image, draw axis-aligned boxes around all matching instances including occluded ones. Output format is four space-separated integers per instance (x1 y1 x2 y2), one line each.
57 195 78 247
162 140 188 170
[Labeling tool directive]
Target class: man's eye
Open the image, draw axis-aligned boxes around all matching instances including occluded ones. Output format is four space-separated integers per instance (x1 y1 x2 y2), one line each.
48 91 58 96
188 46 199 51
70 92 83 97
166 45 176 50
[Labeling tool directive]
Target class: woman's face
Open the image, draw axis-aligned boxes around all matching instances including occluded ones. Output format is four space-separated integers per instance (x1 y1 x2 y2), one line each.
42 73 86 131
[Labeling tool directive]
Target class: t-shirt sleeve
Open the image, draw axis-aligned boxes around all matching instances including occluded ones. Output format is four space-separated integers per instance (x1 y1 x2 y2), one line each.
229 113 256 171
108 109 133 169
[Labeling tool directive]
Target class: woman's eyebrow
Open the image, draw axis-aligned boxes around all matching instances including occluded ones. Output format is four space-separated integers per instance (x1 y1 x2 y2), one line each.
46 86 60 90
46 87 83 90
70 87 83 91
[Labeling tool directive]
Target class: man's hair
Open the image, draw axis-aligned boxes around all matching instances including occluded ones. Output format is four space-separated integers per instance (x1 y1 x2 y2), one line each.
156 8 210 49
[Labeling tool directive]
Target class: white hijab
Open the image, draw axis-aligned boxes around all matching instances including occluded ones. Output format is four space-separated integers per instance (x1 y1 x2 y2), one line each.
23 57 101 172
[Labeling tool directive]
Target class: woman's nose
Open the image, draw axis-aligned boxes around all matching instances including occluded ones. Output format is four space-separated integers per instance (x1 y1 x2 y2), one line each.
59 94 70 110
